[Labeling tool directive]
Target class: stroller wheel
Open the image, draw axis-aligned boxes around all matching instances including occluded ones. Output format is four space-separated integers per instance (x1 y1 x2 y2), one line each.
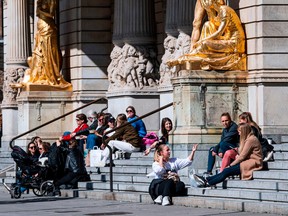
40 181 55 196
33 188 43 197
11 186 21 199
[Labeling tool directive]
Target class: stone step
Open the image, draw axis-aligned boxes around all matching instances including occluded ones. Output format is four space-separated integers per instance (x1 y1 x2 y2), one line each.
253 170 288 180
266 161 288 170
79 179 288 203
87 166 152 175
226 179 288 191
113 159 152 166
78 181 148 192
188 187 288 202
273 152 288 160
62 189 288 215
273 143 288 152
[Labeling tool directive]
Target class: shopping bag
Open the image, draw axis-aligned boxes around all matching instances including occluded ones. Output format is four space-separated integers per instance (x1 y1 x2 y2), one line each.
90 147 105 167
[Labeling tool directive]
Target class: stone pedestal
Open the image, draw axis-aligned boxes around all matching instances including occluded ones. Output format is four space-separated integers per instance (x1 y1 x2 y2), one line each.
106 90 160 132
5 91 74 150
158 86 173 123
171 69 248 169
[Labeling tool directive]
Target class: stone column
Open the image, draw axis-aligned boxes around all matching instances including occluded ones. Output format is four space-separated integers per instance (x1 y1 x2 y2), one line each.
122 0 155 45
159 0 196 121
112 0 124 46
235 1 288 141
108 0 159 132
2 0 30 149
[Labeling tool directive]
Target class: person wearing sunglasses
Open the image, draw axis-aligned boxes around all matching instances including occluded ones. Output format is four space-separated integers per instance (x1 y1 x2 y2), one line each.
38 142 50 159
126 105 147 139
101 113 141 166
26 141 40 161
59 113 89 154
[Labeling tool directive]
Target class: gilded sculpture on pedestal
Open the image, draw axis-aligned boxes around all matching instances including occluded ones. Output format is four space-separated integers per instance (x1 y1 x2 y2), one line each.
20 0 72 91
168 0 246 71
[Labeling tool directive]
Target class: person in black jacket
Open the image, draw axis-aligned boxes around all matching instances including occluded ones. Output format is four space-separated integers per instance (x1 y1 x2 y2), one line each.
205 112 239 175
53 139 87 197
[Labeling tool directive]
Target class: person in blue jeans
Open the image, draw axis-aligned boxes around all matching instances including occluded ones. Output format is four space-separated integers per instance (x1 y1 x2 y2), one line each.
193 123 263 187
205 112 239 175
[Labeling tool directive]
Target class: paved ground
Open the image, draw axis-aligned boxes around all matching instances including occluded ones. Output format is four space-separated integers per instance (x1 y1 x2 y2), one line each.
0 189 281 216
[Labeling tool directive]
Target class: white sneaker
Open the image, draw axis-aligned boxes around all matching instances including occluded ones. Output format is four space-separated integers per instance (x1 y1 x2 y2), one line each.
154 195 162 204
162 196 171 206
263 151 274 162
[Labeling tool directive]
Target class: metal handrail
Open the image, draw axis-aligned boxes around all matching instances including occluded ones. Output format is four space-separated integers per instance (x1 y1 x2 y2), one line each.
9 97 108 149
102 102 174 192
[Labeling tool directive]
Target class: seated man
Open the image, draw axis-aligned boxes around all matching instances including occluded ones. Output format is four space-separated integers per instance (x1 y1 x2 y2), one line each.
205 112 239 175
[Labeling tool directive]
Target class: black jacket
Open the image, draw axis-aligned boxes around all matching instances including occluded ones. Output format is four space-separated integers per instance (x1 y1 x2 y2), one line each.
65 147 86 174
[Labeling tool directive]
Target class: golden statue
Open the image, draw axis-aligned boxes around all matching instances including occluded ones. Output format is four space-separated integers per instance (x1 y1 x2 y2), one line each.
168 0 246 71
21 0 72 91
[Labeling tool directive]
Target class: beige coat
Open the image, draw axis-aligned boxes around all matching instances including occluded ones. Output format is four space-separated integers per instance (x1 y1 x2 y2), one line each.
230 135 263 180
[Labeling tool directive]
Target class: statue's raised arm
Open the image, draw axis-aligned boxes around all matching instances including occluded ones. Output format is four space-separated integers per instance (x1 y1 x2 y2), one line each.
169 0 246 71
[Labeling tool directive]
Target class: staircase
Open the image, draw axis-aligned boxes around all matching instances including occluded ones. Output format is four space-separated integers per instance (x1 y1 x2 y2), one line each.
1 141 288 214
62 141 288 215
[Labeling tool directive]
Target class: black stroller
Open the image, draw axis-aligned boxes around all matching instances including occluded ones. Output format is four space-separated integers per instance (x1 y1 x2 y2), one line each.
6 145 55 199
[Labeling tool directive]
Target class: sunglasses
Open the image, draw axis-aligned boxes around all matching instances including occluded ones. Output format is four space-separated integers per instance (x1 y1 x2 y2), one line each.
98 118 104 121
126 110 133 113
29 146 36 149
39 148 43 150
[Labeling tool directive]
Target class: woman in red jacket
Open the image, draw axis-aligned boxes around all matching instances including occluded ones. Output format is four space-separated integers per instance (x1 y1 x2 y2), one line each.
59 113 89 153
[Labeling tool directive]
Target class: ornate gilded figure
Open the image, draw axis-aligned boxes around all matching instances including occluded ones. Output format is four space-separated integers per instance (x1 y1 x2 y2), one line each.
22 0 71 89
168 0 246 71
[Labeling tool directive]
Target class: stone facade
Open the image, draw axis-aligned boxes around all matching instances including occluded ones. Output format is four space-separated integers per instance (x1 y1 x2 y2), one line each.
1 0 288 150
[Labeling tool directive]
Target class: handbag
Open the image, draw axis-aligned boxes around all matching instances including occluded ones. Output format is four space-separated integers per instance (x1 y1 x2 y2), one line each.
166 171 180 182
142 132 159 148
90 147 105 167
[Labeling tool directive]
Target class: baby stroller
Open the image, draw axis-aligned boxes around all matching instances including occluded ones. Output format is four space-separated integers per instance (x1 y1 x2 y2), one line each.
7 145 55 199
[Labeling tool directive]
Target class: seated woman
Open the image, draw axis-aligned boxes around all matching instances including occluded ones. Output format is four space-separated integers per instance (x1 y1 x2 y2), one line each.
101 113 141 166
149 143 198 206
59 113 89 154
168 0 246 71
26 141 40 162
193 123 263 187
144 117 173 156
38 142 50 159
126 106 147 139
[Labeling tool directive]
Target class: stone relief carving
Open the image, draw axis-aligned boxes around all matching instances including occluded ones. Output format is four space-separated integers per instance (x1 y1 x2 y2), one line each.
159 36 176 87
3 67 25 103
108 44 159 91
159 33 191 87
206 95 230 126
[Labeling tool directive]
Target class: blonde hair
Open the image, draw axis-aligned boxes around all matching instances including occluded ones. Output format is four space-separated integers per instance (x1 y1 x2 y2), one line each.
238 123 253 153
154 143 166 162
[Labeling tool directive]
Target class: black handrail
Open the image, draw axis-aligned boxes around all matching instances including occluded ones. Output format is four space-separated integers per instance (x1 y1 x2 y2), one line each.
9 97 108 149
102 102 174 192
